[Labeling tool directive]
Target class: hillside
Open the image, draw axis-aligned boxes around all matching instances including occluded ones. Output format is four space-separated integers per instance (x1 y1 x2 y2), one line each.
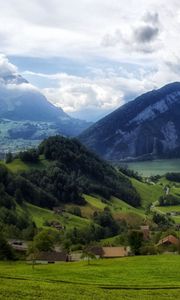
0 136 145 242
1 135 180 248
79 82 180 161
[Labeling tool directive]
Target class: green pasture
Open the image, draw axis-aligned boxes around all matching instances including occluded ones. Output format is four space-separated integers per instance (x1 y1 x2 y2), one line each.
0 255 180 300
26 203 90 229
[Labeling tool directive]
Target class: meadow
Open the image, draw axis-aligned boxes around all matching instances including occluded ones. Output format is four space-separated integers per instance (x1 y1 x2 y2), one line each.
0 255 180 300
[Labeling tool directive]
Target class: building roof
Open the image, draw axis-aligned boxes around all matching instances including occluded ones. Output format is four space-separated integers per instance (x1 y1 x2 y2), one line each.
27 251 67 262
140 226 149 230
157 235 179 247
8 239 28 252
102 247 129 258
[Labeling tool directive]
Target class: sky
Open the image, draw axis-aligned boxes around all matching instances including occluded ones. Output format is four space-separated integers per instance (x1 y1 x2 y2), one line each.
0 0 180 121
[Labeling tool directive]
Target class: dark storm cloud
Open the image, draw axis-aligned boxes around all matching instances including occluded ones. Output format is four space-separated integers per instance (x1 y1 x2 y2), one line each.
134 25 159 43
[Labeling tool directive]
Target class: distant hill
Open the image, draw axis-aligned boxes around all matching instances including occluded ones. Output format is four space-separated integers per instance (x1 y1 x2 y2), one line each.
0 72 91 152
79 82 180 161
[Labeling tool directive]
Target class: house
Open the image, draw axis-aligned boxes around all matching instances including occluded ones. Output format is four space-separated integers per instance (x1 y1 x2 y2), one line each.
68 252 83 262
8 239 28 253
101 247 130 258
27 251 68 264
53 207 65 215
49 220 64 230
157 235 180 247
140 225 150 240
91 246 130 258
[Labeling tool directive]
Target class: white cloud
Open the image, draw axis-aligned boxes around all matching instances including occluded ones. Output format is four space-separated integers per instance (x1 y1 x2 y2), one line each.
23 68 155 121
0 54 39 101
1 2 180 120
0 54 17 76
0 0 178 62
23 58 180 121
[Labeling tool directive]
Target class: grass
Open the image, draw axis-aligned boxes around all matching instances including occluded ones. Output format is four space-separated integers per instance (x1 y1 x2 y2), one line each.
154 206 180 224
0 255 180 299
84 194 107 210
156 206 180 213
26 203 90 229
126 159 180 177
83 194 146 226
0 155 49 173
131 178 164 207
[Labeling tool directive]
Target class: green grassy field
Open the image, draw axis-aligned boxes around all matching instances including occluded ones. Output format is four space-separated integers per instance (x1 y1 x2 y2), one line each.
26 203 90 229
131 178 164 207
27 194 146 230
0 155 49 173
0 255 180 300
154 206 180 224
126 159 180 177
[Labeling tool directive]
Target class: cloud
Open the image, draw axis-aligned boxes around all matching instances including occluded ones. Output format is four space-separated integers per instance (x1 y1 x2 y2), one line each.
0 54 18 76
23 56 180 122
101 10 160 53
1 54 180 122
24 67 155 121
143 12 159 24
0 1 180 121
0 54 39 101
134 25 159 43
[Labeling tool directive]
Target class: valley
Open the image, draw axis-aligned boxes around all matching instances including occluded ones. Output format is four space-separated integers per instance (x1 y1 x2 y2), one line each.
1 2 180 299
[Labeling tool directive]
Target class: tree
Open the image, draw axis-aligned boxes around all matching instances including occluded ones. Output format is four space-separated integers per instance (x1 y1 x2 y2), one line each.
15 189 24 205
0 234 15 260
5 152 13 164
27 241 40 270
128 231 143 255
81 246 96 265
28 229 59 269
19 149 39 163
33 229 56 252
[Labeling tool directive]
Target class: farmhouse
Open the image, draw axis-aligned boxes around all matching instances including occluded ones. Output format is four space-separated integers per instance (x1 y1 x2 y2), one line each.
101 247 130 258
27 251 68 264
157 235 180 247
8 239 28 253
91 246 130 258
53 207 66 215
49 220 64 230
68 252 82 262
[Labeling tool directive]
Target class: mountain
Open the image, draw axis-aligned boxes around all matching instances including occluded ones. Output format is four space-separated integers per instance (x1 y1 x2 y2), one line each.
79 82 180 161
0 73 91 152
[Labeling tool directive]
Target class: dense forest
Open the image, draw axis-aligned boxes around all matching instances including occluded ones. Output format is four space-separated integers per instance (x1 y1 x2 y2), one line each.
0 165 37 239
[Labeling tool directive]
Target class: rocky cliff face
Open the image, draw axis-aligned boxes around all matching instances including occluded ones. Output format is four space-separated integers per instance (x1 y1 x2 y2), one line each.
79 82 180 161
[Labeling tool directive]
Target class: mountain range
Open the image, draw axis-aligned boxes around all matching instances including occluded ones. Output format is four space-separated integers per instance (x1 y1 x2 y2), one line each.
0 72 91 153
79 82 180 161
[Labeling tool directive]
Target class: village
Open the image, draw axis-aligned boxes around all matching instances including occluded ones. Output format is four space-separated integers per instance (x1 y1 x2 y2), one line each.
8 222 180 264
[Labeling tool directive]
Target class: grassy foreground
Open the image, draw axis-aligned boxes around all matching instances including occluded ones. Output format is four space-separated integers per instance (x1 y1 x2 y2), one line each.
0 255 180 300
